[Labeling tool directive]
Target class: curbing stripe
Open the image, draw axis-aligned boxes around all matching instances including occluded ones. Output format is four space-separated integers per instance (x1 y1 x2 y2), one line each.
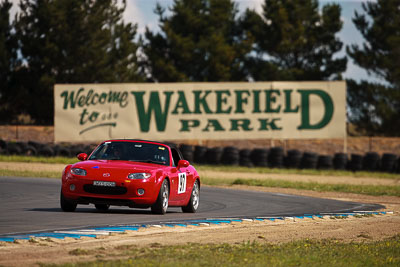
0 211 393 243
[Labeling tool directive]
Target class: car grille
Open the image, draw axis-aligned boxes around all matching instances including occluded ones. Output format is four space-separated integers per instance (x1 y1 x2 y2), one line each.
83 184 127 195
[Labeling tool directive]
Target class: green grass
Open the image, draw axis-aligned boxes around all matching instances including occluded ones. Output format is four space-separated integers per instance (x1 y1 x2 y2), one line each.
41 236 400 266
196 164 400 180
229 178 400 197
0 155 77 165
0 169 60 178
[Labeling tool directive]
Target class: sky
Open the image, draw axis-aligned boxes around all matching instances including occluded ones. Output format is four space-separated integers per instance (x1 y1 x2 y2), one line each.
122 0 377 82
10 0 378 82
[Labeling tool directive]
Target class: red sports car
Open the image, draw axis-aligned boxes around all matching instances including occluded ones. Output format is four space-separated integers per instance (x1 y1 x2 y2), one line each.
60 140 200 214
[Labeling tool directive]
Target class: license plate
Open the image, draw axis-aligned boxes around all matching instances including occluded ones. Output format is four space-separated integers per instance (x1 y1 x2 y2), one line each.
93 181 116 187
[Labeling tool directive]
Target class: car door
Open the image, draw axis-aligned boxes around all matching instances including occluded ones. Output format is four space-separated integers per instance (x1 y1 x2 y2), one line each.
170 147 192 201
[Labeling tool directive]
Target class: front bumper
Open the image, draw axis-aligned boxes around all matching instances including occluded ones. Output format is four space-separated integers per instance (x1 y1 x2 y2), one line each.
61 176 160 206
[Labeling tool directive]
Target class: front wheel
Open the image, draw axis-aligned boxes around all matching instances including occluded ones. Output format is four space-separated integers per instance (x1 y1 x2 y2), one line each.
60 191 77 212
151 179 169 214
182 180 200 213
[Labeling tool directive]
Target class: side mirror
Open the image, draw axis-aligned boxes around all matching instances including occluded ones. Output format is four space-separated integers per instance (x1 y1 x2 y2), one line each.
177 159 189 168
77 153 88 161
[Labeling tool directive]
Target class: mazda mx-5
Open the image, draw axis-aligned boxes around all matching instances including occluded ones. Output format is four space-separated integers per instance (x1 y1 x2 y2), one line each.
60 140 200 214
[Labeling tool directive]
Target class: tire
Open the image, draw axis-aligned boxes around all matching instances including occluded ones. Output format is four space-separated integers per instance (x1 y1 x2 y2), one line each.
95 204 110 211
151 179 169 214
381 153 397 173
180 144 194 163
28 141 42 150
194 146 208 164
317 155 333 169
362 152 380 172
6 142 22 155
23 145 37 156
60 191 77 212
182 180 200 213
333 153 348 170
284 149 302 169
348 154 363 172
239 149 253 167
0 139 7 150
268 147 284 168
221 146 239 165
38 145 54 157
250 148 269 167
206 147 223 165
300 152 318 169
70 145 83 157
57 146 71 157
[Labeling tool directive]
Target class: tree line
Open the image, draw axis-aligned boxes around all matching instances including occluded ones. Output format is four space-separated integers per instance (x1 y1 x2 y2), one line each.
0 0 399 136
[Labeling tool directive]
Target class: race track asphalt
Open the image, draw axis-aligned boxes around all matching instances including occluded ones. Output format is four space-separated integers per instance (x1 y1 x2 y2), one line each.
0 176 384 236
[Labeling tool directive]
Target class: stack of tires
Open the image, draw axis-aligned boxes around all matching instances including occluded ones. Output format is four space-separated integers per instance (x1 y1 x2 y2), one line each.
284 149 302 169
250 148 269 167
317 155 333 169
268 147 284 168
221 146 239 165
333 153 348 170
239 149 253 167
381 153 397 173
180 144 194 163
362 152 380 172
205 147 223 165
0 140 6 154
300 152 318 169
193 145 208 164
348 154 363 172
7 142 38 156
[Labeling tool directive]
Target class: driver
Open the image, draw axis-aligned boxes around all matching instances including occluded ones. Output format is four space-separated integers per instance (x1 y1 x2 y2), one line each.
110 144 123 159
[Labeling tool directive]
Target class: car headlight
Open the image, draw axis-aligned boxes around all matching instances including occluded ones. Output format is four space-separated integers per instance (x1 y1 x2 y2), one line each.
70 168 87 176
128 173 151 179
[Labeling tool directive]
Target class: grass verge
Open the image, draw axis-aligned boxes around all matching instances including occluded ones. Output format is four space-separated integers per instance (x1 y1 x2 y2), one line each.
196 165 400 180
0 169 60 178
43 236 400 266
0 155 76 165
201 176 400 197
230 178 400 197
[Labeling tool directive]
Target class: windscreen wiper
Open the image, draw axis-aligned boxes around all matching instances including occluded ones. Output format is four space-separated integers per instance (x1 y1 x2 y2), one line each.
129 160 166 165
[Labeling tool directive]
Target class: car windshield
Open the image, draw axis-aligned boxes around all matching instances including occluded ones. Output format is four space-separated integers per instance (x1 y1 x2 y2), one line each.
88 141 170 166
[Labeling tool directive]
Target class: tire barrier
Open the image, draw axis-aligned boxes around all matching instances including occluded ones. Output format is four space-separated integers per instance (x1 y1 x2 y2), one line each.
317 155 333 170
284 149 302 169
221 146 239 165
53 145 71 157
239 149 253 167
179 144 194 163
0 139 7 150
6 142 22 155
348 154 363 172
0 138 399 174
333 153 348 170
381 153 397 173
194 146 208 164
250 148 269 167
23 145 38 156
268 147 284 168
362 152 380 172
205 147 223 165
38 145 54 157
300 152 318 169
